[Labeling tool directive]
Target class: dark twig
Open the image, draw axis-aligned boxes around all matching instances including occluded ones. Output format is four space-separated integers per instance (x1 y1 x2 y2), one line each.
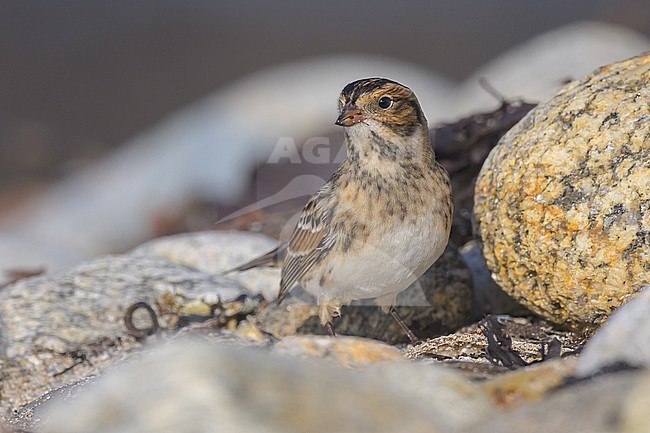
478 77 506 102
52 358 86 377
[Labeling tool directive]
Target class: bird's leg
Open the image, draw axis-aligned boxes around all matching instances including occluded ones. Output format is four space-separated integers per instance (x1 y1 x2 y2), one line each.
389 307 420 344
319 299 340 337
325 321 337 337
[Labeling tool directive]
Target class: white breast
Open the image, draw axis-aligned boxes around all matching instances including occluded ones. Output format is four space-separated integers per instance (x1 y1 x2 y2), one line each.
303 215 448 304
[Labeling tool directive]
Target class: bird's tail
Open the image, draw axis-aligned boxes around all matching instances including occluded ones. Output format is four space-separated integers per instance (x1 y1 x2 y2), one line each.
223 244 292 305
222 244 286 274
274 284 291 306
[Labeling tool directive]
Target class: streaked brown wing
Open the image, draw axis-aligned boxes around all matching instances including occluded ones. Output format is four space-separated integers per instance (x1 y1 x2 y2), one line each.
278 186 336 301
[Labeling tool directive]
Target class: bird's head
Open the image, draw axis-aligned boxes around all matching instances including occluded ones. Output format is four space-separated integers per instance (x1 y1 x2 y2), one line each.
335 78 428 138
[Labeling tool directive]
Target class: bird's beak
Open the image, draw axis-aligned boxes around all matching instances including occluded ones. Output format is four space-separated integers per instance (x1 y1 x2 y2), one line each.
335 104 365 127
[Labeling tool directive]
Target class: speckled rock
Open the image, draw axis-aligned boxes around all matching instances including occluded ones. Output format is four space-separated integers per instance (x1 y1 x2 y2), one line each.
474 53 650 329
0 255 247 415
37 338 491 433
272 335 404 369
131 230 281 300
577 286 650 376
404 317 581 379
256 245 473 343
0 255 247 359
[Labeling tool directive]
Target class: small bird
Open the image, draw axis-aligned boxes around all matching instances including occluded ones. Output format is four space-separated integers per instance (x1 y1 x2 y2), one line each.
230 78 452 342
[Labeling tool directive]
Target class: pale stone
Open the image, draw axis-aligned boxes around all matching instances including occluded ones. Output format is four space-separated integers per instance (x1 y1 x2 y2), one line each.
38 338 490 433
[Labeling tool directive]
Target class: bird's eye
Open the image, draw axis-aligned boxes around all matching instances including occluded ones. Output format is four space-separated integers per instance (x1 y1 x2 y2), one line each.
378 96 393 109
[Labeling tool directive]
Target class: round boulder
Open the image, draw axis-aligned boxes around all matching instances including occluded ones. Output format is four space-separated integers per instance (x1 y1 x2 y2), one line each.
474 53 650 329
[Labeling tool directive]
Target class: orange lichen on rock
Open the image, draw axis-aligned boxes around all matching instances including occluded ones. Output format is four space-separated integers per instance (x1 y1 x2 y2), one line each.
475 53 650 329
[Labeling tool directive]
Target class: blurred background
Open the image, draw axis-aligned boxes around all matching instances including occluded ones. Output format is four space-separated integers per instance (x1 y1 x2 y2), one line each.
1 0 650 276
